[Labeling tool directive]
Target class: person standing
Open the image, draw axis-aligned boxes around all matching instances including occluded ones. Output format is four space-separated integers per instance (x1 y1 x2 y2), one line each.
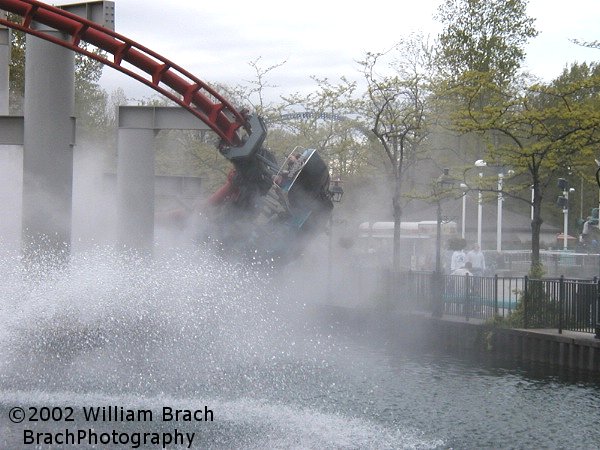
450 247 466 273
467 243 486 276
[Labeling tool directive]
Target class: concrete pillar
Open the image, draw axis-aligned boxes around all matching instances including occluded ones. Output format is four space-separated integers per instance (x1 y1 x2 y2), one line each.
0 144 22 252
115 106 211 253
116 127 156 252
22 26 75 260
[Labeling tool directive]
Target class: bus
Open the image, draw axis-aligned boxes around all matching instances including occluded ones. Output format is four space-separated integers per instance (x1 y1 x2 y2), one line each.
357 221 458 270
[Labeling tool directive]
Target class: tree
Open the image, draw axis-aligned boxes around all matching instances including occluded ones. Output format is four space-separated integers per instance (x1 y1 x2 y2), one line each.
433 0 539 177
433 0 538 170
572 39 600 51
174 59 290 191
74 48 112 141
432 0 546 272
435 0 538 85
448 66 600 272
276 76 367 179
244 56 287 117
358 34 435 271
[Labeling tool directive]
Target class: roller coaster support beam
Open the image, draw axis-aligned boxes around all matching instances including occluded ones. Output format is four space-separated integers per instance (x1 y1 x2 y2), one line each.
19 1 113 261
117 119 155 254
21 20 75 260
117 106 211 253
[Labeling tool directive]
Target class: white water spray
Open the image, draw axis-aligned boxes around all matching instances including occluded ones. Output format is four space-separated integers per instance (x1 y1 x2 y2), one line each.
0 243 441 448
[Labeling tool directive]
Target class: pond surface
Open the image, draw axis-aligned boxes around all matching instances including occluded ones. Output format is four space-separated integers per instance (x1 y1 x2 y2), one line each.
0 247 598 449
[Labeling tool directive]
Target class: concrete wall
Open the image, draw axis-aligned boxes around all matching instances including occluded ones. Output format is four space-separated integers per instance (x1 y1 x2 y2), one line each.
426 318 600 373
318 306 600 374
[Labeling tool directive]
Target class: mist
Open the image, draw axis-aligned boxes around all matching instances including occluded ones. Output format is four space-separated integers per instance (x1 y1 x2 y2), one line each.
0 130 446 449
0 135 355 390
3 124 594 450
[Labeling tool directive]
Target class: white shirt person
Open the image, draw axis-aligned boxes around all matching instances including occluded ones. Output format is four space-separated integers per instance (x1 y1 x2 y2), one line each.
450 249 466 272
467 244 486 275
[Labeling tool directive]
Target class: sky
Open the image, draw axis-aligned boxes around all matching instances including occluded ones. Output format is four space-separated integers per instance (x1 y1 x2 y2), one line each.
96 0 600 104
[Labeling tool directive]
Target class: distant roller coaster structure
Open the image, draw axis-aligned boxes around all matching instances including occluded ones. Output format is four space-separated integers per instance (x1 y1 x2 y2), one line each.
275 112 348 123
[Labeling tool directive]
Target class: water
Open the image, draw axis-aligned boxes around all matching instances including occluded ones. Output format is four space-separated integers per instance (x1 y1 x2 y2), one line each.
0 245 599 449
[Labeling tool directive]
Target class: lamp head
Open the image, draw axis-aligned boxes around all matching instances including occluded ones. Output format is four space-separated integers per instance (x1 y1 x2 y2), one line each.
556 196 568 209
329 179 344 203
557 178 569 190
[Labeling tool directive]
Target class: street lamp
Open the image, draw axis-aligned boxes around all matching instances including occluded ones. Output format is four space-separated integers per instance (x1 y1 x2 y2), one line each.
433 168 459 317
531 185 534 223
595 159 600 224
497 172 503 252
460 183 468 239
327 179 344 299
475 159 487 247
557 178 575 250
595 161 600 339
329 179 344 203
473 160 513 251
496 169 514 252
434 168 459 274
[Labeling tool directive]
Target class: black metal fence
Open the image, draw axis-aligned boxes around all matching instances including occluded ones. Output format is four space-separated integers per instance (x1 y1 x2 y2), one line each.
385 271 600 336
522 276 599 334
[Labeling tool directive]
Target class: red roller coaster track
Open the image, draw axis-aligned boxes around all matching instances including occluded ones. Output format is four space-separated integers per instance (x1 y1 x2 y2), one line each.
0 0 247 146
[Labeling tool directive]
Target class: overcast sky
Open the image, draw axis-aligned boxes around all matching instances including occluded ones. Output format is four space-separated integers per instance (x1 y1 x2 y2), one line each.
97 0 600 104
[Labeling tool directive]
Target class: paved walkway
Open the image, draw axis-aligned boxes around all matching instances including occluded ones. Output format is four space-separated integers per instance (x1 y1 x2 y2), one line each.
519 327 600 344
433 312 600 345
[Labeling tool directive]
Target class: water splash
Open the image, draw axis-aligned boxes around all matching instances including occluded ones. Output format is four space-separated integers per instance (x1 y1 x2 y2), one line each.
0 244 441 448
1 245 283 392
0 390 443 449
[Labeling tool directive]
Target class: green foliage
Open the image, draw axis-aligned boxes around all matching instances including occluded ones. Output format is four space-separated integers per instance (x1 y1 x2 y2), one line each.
439 63 600 268
74 48 112 141
435 0 538 84
484 264 546 330
8 14 24 114
528 262 545 279
484 315 510 328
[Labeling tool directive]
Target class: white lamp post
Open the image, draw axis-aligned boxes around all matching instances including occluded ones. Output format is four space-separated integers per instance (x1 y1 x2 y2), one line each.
564 196 568 250
475 159 487 247
557 178 575 250
496 169 514 253
531 185 534 223
595 159 600 222
460 183 468 239
328 180 344 298
497 172 503 252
